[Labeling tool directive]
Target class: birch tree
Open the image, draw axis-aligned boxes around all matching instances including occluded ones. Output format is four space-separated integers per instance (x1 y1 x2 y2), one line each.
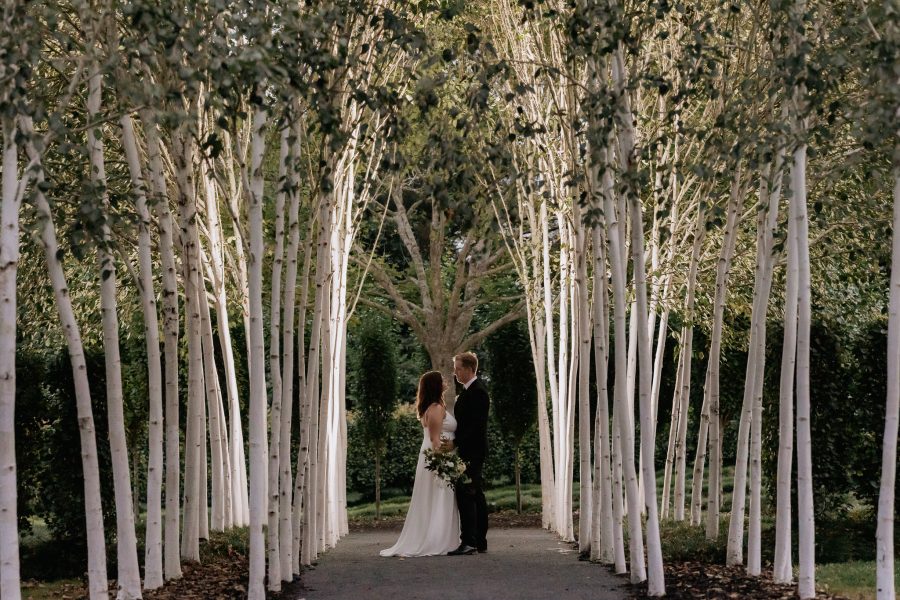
0 57 27 600
24 118 108 599
82 29 142 595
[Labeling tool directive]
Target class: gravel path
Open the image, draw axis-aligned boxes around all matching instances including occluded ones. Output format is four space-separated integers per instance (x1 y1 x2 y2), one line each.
298 528 628 600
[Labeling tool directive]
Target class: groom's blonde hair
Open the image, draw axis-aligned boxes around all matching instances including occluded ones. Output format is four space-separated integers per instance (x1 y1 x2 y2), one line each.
453 351 478 373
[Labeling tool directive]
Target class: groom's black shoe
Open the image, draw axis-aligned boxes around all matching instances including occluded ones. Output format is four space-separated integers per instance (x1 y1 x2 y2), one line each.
448 543 477 556
477 545 487 553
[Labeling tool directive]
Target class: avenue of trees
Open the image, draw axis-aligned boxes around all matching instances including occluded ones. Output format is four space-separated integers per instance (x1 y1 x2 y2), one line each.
0 0 897 599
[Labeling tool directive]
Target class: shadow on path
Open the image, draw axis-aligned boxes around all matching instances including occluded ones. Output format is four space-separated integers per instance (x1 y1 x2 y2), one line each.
300 528 627 600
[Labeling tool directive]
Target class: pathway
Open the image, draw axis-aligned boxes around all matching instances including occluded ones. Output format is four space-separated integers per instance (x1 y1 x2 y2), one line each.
299 528 628 600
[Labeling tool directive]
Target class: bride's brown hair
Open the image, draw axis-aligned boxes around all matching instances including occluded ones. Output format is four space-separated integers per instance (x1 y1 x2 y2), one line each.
416 371 446 419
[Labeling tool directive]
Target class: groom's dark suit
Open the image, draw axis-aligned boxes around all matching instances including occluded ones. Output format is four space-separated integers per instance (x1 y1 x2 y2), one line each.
453 377 490 551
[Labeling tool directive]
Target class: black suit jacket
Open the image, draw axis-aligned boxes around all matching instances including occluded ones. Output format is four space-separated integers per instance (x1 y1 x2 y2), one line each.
454 377 490 470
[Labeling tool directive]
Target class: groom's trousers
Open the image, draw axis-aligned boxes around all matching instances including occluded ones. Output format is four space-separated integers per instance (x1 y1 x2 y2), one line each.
456 465 488 550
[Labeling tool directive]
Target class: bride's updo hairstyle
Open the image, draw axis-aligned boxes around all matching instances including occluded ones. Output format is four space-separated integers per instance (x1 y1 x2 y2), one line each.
416 371 446 419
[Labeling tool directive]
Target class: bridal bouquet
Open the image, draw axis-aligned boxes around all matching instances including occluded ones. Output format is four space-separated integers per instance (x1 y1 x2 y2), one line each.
423 446 469 491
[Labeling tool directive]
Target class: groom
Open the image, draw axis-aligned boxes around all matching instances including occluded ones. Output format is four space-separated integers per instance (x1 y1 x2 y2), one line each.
446 351 489 556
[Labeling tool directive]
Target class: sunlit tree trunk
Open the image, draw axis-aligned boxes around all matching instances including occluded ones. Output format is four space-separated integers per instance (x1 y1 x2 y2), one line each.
602 146 646 583
279 126 302 581
589 219 614 564
120 114 164 589
247 105 270 600
141 113 182 580
0 115 22 600
705 169 745 541
793 142 815 600
25 125 108 599
86 65 142 598
203 138 249 527
199 274 227 532
573 201 593 552
774 170 799 583
747 156 783 575
611 47 664 595
174 122 204 563
292 208 315 573
877 168 900 600
267 127 289 591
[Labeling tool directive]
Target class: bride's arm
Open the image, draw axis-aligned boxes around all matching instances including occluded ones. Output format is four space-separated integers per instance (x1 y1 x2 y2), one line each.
424 404 446 450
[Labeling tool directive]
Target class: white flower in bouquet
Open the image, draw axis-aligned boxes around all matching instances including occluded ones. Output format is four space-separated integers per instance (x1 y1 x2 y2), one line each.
423 443 470 491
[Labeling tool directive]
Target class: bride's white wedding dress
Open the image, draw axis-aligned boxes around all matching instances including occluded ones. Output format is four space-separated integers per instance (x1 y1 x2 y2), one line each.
380 411 460 557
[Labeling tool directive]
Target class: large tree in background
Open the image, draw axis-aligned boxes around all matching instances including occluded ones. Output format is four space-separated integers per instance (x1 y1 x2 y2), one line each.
358 98 525 401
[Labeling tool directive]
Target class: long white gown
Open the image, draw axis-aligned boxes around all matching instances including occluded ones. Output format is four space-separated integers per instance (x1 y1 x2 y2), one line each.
380 411 460 557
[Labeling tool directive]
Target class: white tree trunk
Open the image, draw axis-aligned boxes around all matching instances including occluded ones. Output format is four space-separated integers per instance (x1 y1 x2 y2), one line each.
876 169 900 600
199 278 227 532
247 106 270 599
793 142 816 600
747 157 783 575
0 117 22 600
175 125 204 563
678 205 707 524
612 47 664 594
590 222 615 564
86 68 142 599
574 201 593 552
603 156 646 583
203 152 249 528
141 113 183 580
120 114 165 590
266 127 289 591
774 170 799 583
279 127 302 581
26 128 108 598
705 170 745 541
292 213 315 573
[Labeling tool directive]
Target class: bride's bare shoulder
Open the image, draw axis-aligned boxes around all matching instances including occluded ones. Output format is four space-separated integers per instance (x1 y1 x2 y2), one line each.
423 402 445 424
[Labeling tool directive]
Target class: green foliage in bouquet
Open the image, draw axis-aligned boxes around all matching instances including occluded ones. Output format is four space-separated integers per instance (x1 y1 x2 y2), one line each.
423 448 469 491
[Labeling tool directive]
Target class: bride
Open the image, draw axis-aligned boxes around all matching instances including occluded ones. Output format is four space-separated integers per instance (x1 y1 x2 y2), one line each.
380 371 460 557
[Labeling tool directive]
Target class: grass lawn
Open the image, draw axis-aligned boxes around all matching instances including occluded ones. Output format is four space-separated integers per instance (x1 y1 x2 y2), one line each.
817 561 897 600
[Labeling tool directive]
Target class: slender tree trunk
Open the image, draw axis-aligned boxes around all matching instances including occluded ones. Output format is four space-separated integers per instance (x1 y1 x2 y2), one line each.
86 67 142 598
26 129 108 599
375 455 382 520
683 205 708 526
706 170 745 541
876 169 900 600
267 127 289 591
0 117 22 600
141 113 183 580
247 105 270 599
612 47 664 594
292 212 315 573
204 160 249 527
603 153 646 584
793 142 815 600
774 159 800 584
574 202 593 552
175 123 204 563
278 126 302 581
199 279 226 532
748 157 783 575
120 114 165 590
590 222 615 564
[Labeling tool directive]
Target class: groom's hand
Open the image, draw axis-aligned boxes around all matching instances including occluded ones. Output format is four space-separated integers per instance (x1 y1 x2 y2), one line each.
440 439 455 452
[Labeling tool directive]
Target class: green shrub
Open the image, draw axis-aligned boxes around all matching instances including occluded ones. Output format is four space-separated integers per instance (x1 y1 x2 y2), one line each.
347 405 422 500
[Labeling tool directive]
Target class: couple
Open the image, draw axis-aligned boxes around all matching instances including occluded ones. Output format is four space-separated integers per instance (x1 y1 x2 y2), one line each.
380 352 489 557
